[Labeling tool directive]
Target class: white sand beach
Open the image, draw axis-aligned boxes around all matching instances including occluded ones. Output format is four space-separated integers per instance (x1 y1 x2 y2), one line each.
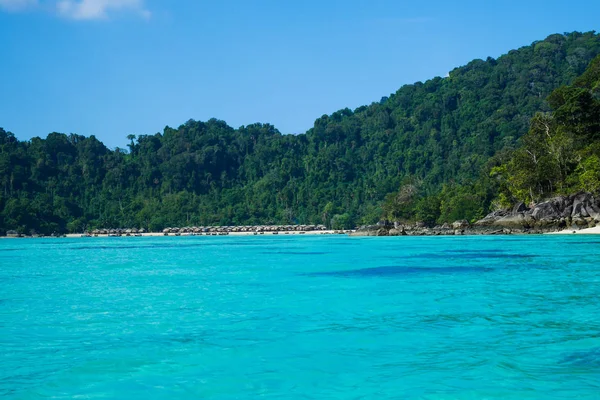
546 226 600 234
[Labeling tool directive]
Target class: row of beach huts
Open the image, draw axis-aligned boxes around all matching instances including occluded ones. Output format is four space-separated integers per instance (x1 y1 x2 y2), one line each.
84 224 332 237
162 224 328 234
88 228 147 237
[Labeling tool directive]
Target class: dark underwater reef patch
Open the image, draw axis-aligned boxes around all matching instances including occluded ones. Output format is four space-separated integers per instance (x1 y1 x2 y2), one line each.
377 251 535 262
559 348 600 367
262 251 329 255
445 249 506 253
304 265 492 277
414 251 534 260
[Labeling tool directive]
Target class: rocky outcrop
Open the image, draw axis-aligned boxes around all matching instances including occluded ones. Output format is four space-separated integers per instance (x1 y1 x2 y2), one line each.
351 221 470 236
475 210 509 226
350 224 393 236
350 192 600 237
474 192 599 233
493 214 531 229
452 220 469 229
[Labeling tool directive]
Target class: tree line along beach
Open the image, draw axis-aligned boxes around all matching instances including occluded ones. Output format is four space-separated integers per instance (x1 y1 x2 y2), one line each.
5 189 600 239
3 191 600 238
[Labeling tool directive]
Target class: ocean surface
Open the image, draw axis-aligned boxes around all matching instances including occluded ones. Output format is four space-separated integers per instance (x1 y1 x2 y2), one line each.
1 235 600 399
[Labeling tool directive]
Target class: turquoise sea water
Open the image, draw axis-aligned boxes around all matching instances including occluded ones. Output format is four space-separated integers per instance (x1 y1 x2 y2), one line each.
1 235 600 399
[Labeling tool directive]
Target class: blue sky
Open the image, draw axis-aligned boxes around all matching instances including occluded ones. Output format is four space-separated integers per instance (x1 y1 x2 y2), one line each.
1 0 599 148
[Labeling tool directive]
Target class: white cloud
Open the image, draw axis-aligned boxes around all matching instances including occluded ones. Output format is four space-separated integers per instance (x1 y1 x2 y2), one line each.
57 0 149 20
0 0 38 11
0 0 150 19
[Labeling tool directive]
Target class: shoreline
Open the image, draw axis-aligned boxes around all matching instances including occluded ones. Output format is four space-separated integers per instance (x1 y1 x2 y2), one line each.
4 227 600 239
65 230 349 238
4 230 350 239
545 226 600 234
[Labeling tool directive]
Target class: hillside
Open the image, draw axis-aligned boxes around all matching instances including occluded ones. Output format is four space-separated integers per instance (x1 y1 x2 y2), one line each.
2 31 600 234
495 52 600 204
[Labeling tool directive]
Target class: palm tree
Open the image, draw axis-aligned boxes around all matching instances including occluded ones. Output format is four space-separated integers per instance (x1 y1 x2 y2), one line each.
127 134 137 156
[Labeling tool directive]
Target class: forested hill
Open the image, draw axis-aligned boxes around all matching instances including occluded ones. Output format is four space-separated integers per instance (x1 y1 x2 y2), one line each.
2 31 600 234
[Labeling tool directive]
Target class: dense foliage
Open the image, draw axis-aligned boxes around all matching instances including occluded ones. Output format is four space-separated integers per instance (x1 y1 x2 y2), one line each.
493 53 600 205
2 32 600 234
